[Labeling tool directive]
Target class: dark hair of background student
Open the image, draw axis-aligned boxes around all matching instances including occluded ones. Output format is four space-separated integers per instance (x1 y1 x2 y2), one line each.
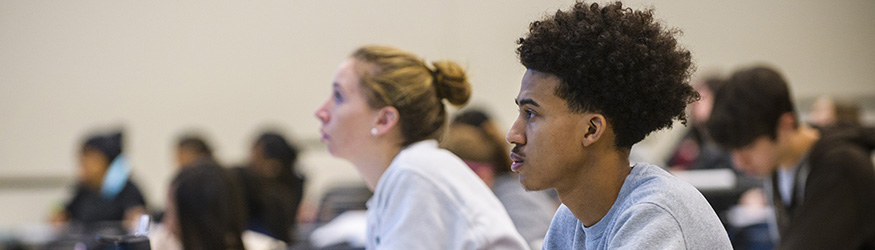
178 136 213 158
237 131 305 243
253 132 299 179
176 135 214 168
172 161 247 250
707 66 795 149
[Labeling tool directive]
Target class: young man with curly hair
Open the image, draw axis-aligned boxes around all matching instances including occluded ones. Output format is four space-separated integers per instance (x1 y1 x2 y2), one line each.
506 2 732 249
707 66 875 249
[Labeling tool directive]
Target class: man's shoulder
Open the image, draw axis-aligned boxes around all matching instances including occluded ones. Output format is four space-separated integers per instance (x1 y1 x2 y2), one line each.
543 204 582 250
549 204 578 226
621 164 727 235
625 164 704 206
810 127 875 167
807 133 875 183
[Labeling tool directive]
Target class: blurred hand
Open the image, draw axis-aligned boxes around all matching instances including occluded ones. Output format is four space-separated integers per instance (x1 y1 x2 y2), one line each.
123 206 147 233
739 188 767 207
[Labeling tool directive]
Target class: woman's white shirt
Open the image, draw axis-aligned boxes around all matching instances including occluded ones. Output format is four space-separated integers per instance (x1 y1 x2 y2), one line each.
366 140 529 250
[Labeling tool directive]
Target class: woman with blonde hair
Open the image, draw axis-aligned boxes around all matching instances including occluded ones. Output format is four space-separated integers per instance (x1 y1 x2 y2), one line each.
315 45 528 249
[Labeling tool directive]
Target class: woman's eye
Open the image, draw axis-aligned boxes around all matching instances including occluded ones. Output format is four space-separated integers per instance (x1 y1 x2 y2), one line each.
333 91 343 102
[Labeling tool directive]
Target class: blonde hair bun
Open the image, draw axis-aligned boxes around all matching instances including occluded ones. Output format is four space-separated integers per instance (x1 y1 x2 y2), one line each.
431 61 471 106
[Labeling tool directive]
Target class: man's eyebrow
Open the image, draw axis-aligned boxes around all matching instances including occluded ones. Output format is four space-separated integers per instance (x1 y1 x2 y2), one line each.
515 98 540 107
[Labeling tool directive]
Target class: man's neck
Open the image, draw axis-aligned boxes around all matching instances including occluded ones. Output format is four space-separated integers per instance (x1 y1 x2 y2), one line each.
779 126 820 169
557 150 631 227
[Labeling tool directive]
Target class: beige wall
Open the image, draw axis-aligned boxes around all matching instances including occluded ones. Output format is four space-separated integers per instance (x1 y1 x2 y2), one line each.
1 0 873 227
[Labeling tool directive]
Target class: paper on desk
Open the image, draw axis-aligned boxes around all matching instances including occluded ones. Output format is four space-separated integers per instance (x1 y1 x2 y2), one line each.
309 210 367 248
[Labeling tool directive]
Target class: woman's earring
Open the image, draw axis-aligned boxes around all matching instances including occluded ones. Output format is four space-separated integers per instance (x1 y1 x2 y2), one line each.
370 128 378 136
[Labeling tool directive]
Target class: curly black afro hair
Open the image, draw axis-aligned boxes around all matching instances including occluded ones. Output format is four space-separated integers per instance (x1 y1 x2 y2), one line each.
517 1 698 149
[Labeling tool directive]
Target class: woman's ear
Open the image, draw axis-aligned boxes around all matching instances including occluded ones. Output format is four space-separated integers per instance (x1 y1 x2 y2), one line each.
372 107 399 136
582 114 606 147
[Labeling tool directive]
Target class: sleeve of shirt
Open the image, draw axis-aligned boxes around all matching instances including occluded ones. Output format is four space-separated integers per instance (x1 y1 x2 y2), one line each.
372 171 462 250
64 185 85 214
608 203 686 249
118 181 147 210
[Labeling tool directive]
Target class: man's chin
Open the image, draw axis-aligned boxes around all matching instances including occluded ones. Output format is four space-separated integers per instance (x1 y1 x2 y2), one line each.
735 167 767 178
518 175 549 191
742 168 770 178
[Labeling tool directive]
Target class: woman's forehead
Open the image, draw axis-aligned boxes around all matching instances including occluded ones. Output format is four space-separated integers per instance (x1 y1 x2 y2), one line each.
334 60 361 92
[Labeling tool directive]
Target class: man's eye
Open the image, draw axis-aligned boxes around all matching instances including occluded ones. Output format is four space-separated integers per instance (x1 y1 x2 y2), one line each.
523 109 535 120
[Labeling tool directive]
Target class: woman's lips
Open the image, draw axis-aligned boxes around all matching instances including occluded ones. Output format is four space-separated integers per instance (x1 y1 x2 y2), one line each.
510 152 525 172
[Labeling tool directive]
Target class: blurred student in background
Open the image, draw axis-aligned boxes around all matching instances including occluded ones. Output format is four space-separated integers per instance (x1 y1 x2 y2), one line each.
147 133 216 223
233 131 305 244
668 77 735 171
808 95 862 129
668 76 769 249
442 109 558 249
152 160 285 250
666 76 762 221
51 131 146 234
175 134 215 169
444 110 511 188
707 65 875 249
314 45 528 249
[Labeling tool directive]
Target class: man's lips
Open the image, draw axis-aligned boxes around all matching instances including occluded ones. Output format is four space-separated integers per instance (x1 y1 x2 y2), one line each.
510 152 525 172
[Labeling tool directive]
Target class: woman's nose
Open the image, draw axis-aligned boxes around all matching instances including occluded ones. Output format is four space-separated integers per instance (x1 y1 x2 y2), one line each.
315 101 330 123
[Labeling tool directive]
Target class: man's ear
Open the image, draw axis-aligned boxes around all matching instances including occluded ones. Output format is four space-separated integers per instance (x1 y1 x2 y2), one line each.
777 112 796 129
775 112 797 138
372 107 399 136
582 114 606 147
